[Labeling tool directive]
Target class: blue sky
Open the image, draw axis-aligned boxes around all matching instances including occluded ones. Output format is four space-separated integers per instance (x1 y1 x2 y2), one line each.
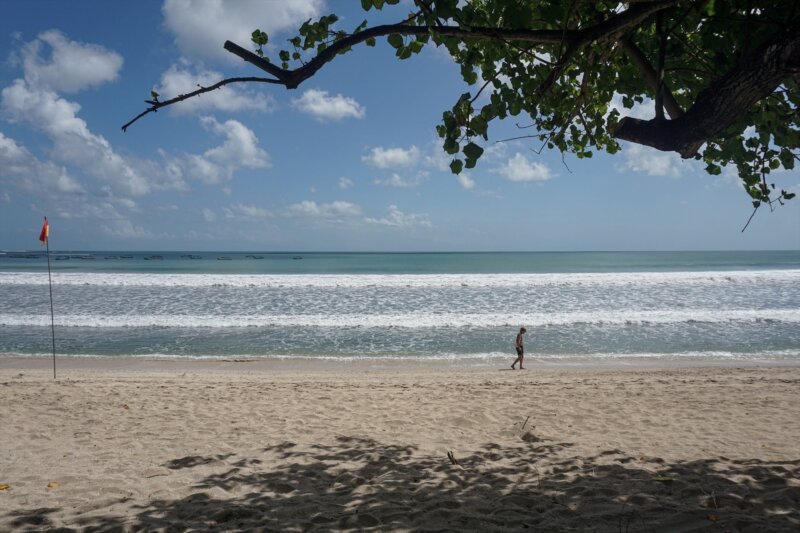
0 0 797 252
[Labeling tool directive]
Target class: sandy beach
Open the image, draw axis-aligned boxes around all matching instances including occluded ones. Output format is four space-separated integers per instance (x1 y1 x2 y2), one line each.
1 359 799 532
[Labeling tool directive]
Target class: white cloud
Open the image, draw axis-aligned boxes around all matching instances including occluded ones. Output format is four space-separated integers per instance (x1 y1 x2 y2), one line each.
291 89 365 121
1 191 10 203
362 145 420 168
175 116 270 184
423 141 451 172
619 143 683 177
338 177 354 189
102 219 153 239
457 172 475 189
0 130 84 194
157 64 276 114
285 200 362 218
21 30 123 93
162 0 324 63
202 207 217 222
364 205 432 228
373 173 424 188
224 203 272 219
1 80 157 196
201 116 270 169
492 153 553 182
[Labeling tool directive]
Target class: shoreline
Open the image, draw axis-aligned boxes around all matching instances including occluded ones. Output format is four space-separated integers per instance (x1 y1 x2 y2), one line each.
2 353 800 375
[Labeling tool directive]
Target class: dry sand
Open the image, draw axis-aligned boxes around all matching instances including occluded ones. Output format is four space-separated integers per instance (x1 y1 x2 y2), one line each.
1 359 799 532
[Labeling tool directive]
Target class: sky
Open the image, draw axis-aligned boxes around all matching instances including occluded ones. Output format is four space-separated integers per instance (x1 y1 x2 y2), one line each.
0 0 797 252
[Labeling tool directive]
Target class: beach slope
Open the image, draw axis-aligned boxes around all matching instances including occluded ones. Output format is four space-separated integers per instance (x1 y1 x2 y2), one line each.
1 363 799 531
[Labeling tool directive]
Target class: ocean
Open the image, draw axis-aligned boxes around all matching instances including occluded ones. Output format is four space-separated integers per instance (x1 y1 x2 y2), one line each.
1 250 798 364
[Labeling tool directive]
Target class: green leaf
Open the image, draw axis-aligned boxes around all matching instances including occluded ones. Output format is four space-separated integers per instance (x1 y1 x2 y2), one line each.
150 90 159 99
784 192 796 200
463 142 484 161
450 159 463 174
365 36 376 47
387 33 403 49
251 29 268 46
279 50 290 62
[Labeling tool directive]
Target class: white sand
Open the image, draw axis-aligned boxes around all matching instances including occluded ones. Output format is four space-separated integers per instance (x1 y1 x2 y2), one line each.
1 359 799 531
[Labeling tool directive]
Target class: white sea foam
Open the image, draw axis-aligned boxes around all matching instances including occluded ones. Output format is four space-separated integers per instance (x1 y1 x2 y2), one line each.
4 349 798 361
2 269 800 288
2 308 799 328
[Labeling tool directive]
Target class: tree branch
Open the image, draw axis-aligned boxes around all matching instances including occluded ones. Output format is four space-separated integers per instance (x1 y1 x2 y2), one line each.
612 25 800 157
225 1 676 90
121 77 281 132
123 1 676 129
618 36 684 119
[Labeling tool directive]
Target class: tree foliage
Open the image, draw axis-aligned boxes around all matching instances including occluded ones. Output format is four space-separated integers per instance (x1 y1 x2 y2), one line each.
124 0 799 213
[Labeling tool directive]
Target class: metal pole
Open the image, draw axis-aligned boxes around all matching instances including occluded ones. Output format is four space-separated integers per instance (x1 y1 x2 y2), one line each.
45 237 56 379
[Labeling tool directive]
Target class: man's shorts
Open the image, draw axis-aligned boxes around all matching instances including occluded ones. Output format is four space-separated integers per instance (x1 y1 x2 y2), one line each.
516 347 523 356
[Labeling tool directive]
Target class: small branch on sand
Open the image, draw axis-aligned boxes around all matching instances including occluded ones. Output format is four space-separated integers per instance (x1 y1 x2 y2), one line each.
446 451 459 465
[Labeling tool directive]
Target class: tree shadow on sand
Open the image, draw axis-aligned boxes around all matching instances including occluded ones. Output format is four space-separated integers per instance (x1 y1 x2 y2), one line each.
6 434 800 532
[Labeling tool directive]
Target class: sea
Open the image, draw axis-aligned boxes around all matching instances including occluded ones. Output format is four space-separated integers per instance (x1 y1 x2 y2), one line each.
1 250 799 365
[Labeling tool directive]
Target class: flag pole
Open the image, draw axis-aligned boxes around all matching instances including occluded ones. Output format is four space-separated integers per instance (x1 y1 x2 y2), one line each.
44 225 56 379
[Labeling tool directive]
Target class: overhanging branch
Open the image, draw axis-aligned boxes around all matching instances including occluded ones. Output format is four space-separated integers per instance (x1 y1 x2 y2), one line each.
121 77 281 132
122 1 675 130
612 25 800 157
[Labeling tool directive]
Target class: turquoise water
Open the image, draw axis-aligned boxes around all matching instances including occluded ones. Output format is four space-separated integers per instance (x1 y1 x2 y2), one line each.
2 250 799 274
1 250 798 362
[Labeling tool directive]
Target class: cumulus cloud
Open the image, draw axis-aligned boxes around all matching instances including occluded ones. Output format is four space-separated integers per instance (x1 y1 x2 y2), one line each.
201 207 217 222
492 153 553 182
0 130 84 194
373 173 424 188
291 89 365 121
157 64 276 114
364 205 432 228
285 200 362 218
20 30 123 93
456 172 475 190
102 219 153 239
362 145 420 168
619 143 683 177
172 116 270 184
162 0 324 63
224 203 272 219
1 79 157 196
338 177 354 189
201 116 270 169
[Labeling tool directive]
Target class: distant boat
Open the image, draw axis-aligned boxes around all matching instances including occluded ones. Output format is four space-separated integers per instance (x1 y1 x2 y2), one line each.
120 255 133 259
78 255 95 260
246 255 264 259
217 256 232 260
104 256 119 259
144 255 164 260
292 256 303 260
55 256 70 260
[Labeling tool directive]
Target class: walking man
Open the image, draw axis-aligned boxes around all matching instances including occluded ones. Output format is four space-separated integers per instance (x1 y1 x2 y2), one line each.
511 327 526 369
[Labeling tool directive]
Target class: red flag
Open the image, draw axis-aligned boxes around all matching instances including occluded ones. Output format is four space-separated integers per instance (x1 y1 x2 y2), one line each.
39 217 49 245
